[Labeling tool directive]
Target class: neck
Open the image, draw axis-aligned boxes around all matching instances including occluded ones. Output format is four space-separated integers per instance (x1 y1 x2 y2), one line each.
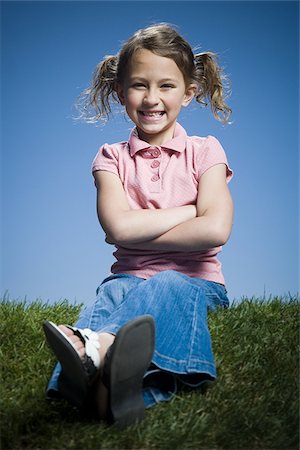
136 124 176 146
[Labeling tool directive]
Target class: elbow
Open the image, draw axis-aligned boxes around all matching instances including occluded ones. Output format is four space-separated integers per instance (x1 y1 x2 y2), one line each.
107 229 125 246
210 205 234 247
108 223 132 246
212 221 233 247
100 209 141 246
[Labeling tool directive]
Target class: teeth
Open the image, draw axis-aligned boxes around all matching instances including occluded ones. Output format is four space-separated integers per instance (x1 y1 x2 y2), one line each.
142 112 164 117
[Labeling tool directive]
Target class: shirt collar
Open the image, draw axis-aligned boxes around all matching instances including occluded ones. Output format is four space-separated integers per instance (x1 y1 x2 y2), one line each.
128 122 187 157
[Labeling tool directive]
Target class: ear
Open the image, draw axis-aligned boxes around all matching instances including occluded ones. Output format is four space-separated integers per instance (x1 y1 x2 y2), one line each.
116 83 126 105
182 83 197 107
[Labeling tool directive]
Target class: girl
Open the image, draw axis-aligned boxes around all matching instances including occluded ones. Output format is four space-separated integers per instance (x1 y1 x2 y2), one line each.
43 23 234 429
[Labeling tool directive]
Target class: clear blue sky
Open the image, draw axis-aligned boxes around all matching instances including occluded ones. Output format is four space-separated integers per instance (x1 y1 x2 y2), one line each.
1 1 299 305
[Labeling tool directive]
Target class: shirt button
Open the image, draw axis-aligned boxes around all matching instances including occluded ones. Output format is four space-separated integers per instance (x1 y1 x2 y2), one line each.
151 149 161 157
151 160 160 168
151 174 160 182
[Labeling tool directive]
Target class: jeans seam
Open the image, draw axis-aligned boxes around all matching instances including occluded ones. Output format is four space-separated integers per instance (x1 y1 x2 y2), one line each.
154 350 215 367
188 288 198 369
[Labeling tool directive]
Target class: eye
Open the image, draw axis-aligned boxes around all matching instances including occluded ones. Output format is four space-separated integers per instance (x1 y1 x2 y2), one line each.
132 83 146 89
161 84 175 89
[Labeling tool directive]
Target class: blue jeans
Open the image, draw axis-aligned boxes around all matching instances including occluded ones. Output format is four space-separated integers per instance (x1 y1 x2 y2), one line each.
46 270 229 408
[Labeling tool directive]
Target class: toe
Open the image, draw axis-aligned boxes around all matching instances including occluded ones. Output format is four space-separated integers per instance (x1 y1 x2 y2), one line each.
59 325 73 336
58 325 86 359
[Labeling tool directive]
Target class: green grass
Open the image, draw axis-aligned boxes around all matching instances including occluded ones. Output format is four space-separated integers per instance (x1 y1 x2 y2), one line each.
0 296 299 449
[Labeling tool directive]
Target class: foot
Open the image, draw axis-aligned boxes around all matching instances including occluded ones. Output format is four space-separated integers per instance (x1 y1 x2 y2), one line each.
57 325 115 419
58 325 115 373
45 317 155 426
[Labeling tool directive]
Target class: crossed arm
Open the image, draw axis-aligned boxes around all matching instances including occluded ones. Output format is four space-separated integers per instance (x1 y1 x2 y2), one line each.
93 164 233 252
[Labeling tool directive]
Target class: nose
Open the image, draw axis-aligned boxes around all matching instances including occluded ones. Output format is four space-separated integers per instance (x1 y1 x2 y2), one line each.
143 87 159 106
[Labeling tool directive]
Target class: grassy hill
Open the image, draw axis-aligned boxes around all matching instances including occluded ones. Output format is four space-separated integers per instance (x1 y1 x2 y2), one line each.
0 296 299 449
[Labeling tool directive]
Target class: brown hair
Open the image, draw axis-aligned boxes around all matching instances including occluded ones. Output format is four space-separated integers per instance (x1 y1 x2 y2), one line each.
77 24 232 124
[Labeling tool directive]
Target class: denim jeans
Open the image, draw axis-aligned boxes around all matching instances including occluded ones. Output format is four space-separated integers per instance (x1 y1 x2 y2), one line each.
46 270 229 408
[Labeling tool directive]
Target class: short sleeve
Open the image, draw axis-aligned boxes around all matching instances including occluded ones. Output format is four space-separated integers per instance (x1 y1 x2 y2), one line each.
197 135 233 183
91 144 120 177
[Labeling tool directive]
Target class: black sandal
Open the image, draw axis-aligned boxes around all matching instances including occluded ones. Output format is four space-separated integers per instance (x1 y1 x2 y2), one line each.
102 315 155 428
43 321 101 408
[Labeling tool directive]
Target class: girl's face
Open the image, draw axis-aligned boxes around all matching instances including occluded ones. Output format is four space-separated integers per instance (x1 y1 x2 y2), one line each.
117 49 196 146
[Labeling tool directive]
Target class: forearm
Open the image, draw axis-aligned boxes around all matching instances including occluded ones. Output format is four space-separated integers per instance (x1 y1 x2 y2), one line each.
102 205 197 245
115 215 232 252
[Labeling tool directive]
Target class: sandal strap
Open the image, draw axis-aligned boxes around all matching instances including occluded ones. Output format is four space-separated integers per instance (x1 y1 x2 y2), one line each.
66 325 101 369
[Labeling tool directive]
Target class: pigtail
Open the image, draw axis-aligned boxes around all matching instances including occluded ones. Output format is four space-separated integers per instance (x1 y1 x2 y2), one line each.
194 52 232 123
76 55 119 123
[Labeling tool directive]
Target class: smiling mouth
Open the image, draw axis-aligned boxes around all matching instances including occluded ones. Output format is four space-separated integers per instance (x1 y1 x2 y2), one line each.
139 111 165 118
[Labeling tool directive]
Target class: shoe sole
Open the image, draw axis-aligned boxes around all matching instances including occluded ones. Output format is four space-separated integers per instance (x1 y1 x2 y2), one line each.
106 315 155 429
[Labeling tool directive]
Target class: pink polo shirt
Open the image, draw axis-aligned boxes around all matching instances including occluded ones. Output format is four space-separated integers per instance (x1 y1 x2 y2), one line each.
92 122 233 285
